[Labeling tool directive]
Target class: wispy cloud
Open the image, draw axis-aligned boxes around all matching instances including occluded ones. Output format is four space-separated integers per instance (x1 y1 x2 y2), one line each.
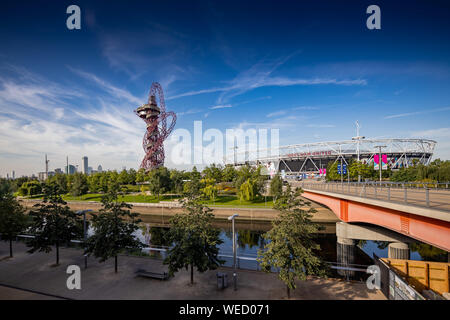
384 107 450 119
266 110 286 118
210 104 232 110
292 106 319 110
68 67 143 105
410 127 450 160
0 65 149 176
167 56 367 102
306 124 335 128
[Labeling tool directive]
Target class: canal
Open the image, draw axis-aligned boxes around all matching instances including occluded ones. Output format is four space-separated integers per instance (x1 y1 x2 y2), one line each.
128 215 448 281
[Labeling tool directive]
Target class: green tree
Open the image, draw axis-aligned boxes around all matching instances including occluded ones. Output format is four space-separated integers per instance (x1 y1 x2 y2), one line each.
347 160 374 181
108 171 119 186
170 169 185 194
48 173 68 194
234 165 266 196
18 180 42 196
164 198 224 284
202 164 223 182
10 177 30 193
85 186 142 272
118 169 129 185
270 173 283 203
257 186 327 299
201 178 218 201
27 184 83 265
239 178 258 201
87 172 101 193
222 164 237 182
70 172 88 196
148 167 172 200
99 172 110 193
0 179 29 257
128 168 137 185
136 168 147 183
183 167 202 198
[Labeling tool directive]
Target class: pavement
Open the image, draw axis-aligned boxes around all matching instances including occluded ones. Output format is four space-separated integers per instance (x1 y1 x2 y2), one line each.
0 241 385 300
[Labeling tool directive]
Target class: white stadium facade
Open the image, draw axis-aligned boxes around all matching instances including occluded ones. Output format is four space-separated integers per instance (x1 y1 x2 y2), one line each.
227 138 437 177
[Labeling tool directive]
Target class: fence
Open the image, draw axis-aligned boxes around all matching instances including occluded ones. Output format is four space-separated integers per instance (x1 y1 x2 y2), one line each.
300 181 450 211
374 254 425 300
382 258 450 295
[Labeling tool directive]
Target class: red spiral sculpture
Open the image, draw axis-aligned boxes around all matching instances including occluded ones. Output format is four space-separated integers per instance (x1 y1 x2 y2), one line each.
135 82 176 170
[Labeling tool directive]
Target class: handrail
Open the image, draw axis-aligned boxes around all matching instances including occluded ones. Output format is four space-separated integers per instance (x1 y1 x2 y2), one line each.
299 181 450 211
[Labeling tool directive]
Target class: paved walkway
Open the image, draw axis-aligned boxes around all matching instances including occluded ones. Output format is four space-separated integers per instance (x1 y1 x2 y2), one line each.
0 284 63 300
0 242 385 300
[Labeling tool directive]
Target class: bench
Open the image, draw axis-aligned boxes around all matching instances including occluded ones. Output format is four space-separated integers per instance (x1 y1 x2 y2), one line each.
136 269 170 280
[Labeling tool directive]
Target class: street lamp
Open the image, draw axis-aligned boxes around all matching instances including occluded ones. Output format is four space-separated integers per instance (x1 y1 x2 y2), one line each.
374 145 386 183
228 213 239 291
76 209 92 268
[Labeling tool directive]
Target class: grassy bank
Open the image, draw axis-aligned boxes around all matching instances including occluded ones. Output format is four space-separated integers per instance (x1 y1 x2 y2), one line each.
21 193 275 208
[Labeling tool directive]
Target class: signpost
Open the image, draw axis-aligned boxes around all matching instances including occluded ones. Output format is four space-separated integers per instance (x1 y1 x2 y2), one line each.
338 161 347 185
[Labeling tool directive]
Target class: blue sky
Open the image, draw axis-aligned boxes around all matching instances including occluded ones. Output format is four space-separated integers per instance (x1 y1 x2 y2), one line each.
1 0 450 176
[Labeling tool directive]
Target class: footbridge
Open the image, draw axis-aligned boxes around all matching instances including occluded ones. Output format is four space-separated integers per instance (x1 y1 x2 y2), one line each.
296 181 450 253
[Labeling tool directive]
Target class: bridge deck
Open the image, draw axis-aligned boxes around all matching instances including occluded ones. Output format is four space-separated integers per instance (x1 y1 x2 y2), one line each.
294 182 450 212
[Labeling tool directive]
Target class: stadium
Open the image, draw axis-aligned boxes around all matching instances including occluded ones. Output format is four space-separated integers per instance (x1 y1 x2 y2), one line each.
227 138 437 178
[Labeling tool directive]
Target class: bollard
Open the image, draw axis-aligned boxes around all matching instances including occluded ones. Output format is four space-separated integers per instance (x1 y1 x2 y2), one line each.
404 185 407 203
425 187 429 207
388 186 390 201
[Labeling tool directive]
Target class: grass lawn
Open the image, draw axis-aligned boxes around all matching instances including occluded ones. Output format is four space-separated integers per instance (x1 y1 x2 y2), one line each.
22 193 273 207
200 195 274 208
26 193 181 203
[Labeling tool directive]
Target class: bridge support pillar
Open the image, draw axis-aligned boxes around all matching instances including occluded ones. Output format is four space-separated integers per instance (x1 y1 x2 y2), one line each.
337 237 355 279
388 242 410 260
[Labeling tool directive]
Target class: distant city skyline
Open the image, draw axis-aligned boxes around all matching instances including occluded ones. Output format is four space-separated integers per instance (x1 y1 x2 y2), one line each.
1 1 450 176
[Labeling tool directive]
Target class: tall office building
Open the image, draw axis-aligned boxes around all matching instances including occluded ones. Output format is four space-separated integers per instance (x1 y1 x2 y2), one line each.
82 156 88 174
65 164 76 174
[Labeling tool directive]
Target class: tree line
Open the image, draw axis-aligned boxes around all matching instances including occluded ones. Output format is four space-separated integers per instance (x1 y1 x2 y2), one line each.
326 158 450 182
11 164 272 202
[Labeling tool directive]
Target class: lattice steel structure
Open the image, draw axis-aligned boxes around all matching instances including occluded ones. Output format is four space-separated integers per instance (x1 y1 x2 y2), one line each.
226 138 437 176
135 82 176 170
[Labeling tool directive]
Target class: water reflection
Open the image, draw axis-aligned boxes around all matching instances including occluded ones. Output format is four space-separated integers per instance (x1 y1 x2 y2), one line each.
85 214 447 277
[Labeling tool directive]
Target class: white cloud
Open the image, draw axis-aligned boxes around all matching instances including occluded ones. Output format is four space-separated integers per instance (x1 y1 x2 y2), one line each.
307 124 335 128
411 127 450 160
292 106 319 110
68 67 143 105
210 104 232 110
167 56 367 102
266 110 286 118
384 107 450 119
0 66 150 177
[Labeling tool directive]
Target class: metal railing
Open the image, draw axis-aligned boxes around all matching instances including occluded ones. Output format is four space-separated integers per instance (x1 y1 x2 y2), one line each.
299 181 450 211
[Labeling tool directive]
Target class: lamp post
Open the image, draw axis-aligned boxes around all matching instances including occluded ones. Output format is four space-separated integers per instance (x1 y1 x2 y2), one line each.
374 145 386 183
76 209 92 269
228 213 239 290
